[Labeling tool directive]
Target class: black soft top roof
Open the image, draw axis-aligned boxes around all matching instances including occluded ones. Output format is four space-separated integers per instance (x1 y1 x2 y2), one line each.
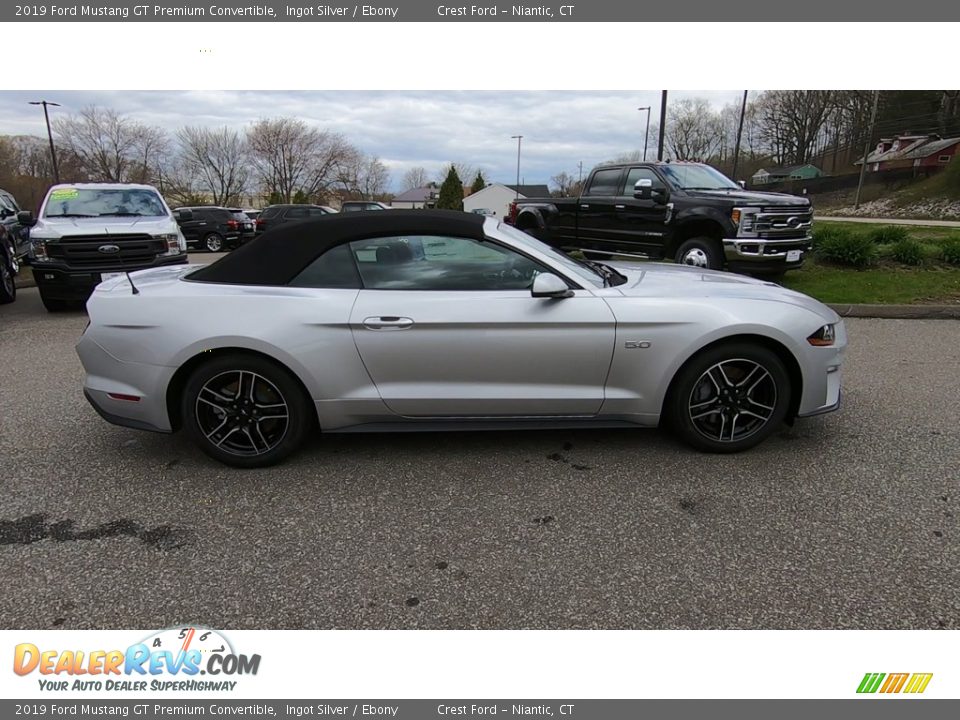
188 209 486 285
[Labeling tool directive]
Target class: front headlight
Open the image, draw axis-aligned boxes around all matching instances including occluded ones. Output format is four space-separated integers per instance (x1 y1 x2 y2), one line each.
156 233 184 256
30 238 51 262
807 324 837 346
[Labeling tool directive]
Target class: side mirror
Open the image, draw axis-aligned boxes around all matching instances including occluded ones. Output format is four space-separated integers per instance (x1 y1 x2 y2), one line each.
738 180 746 188
175 209 193 221
17 210 35 226
633 179 668 204
531 272 574 299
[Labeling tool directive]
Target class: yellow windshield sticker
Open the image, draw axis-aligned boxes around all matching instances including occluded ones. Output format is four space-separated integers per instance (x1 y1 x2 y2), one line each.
50 188 79 200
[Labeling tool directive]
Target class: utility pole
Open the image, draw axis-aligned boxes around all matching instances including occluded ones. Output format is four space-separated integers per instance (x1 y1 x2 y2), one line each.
577 161 583 185
731 90 749 182
638 106 651 161
29 100 61 184
511 135 523 199
657 91 668 161
854 90 880 210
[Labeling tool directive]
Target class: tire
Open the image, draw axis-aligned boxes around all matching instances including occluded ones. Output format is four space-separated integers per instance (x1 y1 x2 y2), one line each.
666 342 791 453
181 353 313 468
674 236 723 270
0 253 15 305
518 223 542 241
203 233 224 253
40 291 68 313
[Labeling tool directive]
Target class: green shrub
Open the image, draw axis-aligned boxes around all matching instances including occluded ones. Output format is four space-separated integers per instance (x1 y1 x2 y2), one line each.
890 238 924 266
942 238 960 266
811 224 852 249
866 225 910 245
815 229 877 268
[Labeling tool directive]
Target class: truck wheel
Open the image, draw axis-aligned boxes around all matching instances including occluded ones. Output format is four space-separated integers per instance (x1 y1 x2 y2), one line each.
204 233 224 252
0 254 15 305
675 237 723 270
40 291 68 313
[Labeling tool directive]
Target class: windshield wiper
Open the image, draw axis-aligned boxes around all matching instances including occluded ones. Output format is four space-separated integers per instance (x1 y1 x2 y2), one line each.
46 213 97 218
97 212 149 217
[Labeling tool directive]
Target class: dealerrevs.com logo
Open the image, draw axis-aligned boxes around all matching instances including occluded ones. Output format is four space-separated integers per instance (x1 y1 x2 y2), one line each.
857 673 933 695
13 627 261 692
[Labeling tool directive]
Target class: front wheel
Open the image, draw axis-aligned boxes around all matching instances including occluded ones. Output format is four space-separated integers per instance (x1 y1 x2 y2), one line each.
667 342 791 453
674 236 724 270
204 233 224 253
181 354 313 468
0 254 15 305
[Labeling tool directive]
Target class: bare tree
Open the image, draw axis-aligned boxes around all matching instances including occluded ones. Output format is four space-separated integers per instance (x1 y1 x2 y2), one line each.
53 106 168 183
337 154 390 199
246 118 356 203
550 171 577 197
436 162 475 186
665 98 723 161
401 166 429 191
175 126 249 206
755 90 835 165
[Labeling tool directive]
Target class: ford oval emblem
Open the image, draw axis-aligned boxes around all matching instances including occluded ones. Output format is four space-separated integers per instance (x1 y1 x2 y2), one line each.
98 244 120 254
786 216 801 228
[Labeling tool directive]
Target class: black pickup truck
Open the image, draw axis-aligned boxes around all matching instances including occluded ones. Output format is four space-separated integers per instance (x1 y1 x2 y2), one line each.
508 161 813 275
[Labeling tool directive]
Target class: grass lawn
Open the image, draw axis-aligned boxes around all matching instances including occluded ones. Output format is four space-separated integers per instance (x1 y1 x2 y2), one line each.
814 220 959 244
781 262 960 304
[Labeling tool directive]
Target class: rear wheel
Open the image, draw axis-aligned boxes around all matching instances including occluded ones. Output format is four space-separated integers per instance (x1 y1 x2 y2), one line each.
674 236 723 270
204 233 224 253
181 354 313 468
667 342 791 453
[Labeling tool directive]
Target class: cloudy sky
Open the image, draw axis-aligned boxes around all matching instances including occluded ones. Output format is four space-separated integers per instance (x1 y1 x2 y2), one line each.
0 90 744 190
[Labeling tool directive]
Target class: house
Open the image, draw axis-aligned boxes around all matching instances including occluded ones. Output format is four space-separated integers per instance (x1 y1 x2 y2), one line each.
390 184 439 209
856 134 960 172
751 164 823 185
462 183 551 219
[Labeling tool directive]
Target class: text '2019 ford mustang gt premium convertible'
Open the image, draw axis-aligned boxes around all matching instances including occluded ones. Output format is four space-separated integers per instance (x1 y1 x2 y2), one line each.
77 210 846 468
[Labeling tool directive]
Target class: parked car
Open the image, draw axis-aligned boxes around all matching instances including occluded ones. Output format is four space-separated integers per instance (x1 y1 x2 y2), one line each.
77 210 845 468
174 206 254 252
20 183 188 312
508 161 813 275
255 204 333 235
0 187 29 304
340 201 391 212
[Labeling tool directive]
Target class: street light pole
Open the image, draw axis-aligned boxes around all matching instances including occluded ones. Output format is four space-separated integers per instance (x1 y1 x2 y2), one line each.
638 106 651 161
657 91 668 161
511 135 523 199
29 100 61 184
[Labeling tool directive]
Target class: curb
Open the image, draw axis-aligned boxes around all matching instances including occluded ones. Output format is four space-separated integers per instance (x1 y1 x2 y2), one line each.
828 303 960 319
13 271 959 319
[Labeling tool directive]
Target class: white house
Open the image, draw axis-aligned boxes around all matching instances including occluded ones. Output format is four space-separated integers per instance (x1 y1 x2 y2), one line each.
462 183 550 219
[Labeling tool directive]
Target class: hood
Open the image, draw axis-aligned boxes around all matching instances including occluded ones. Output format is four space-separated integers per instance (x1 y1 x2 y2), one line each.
31 215 176 238
683 189 810 206
606 261 838 323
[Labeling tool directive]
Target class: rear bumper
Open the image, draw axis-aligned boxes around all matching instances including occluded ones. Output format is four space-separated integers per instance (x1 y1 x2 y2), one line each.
31 255 188 300
723 236 811 273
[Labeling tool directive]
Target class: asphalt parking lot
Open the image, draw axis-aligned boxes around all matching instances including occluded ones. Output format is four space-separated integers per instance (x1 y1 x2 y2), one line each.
1 279 958 630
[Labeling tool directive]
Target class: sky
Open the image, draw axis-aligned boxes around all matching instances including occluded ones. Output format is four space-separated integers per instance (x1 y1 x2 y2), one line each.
0 90 745 191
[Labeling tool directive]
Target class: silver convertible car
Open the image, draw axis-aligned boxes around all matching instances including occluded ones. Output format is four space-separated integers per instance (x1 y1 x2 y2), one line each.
77 210 846 468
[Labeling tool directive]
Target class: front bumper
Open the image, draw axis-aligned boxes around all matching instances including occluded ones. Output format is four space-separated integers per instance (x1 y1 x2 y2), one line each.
30 254 188 300
796 321 846 418
723 235 811 273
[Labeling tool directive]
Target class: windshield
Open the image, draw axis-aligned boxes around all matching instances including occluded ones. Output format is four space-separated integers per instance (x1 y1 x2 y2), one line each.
492 222 605 288
659 164 739 191
42 187 168 218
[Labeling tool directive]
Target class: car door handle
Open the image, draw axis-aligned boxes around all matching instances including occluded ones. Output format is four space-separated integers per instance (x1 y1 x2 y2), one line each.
614 204 626 210
580 204 590 209
363 316 414 330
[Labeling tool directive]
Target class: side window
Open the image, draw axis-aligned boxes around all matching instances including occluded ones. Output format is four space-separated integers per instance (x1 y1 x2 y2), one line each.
348 235 551 291
622 168 665 195
584 168 623 197
307 208 329 217
285 207 308 219
289 244 361 289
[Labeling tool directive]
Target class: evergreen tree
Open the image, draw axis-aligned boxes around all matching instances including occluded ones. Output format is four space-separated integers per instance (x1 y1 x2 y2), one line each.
437 165 463 210
292 189 309 204
470 171 485 194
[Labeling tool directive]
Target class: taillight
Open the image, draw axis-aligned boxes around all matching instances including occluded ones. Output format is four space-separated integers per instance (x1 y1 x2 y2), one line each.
256 218 264 227
508 202 518 224
227 219 238 230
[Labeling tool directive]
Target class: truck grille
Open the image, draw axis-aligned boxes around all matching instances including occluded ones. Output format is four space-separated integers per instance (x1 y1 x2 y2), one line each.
753 206 813 240
46 234 164 269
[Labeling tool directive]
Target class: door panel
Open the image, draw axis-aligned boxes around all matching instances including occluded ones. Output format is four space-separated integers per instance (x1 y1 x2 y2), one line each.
577 167 625 246
349 290 616 417
609 167 670 255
